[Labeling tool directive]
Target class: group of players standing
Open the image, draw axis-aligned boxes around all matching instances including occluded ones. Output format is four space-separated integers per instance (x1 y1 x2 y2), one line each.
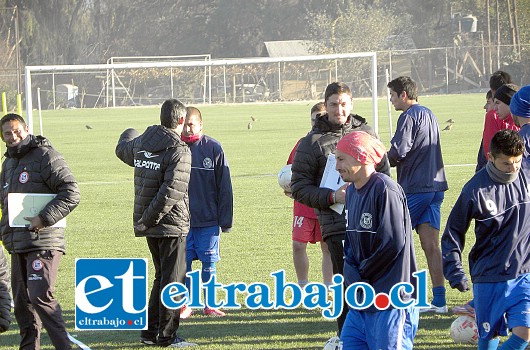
1 70 530 349
288 74 530 349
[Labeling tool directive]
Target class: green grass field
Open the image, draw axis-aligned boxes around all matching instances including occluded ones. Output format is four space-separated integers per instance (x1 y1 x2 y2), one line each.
1 94 486 349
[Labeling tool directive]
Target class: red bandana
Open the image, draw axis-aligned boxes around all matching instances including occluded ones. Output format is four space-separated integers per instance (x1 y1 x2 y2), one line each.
336 131 386 165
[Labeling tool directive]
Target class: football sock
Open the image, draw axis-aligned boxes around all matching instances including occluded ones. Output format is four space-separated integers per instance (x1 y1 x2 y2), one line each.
478 338 500 350
202 261 216 283
431 286 446 307
298 280 308 289
185 259 193 291
499 334 528 350
202 261 217 304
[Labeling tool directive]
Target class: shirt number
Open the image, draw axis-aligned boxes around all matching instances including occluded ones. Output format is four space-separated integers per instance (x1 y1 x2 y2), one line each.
293 216 304 228
485 199 498 215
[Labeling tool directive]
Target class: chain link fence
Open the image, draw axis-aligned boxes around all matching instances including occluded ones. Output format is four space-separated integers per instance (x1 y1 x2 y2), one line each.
1 44 529 110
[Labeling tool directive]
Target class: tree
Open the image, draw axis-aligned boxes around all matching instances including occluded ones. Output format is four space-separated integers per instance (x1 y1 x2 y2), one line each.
306 1 406 54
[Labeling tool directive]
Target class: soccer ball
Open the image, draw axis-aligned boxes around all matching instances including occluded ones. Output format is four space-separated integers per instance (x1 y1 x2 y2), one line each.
278 164 292 192
323 336 341 350
450 315 479 344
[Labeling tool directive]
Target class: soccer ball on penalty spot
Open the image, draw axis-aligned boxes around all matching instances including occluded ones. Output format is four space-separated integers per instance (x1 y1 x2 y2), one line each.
278 164 292 192
323 336 341 350
450 315 479 344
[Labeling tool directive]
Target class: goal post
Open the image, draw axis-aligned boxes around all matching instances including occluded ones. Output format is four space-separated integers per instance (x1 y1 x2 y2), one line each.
106 55 212 108
24 52 378 134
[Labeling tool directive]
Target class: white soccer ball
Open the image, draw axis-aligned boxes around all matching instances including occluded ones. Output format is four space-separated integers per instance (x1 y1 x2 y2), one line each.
450 315 479 344
323 336 341 350
278 164 292 192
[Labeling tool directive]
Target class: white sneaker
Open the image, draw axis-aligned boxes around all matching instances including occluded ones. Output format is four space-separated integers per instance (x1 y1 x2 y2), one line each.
419 304 448 313
167 336 197 347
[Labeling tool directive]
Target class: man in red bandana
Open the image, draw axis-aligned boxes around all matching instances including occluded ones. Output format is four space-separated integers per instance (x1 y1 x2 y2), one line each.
336 131 419 349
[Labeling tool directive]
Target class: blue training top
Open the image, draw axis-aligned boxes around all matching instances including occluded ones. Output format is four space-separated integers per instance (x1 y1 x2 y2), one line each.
187 135 233 231
344 172 418 312
388 104 448 194
442 159 530 286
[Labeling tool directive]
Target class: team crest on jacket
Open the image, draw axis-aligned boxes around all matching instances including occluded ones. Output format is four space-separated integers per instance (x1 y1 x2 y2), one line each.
360 213 373 229
32 259 43 271
19 171 29 183
203 157 213 169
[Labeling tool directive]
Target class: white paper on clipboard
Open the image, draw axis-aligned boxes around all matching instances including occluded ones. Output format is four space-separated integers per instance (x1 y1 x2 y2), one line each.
319 154 345 214
8 193 66 228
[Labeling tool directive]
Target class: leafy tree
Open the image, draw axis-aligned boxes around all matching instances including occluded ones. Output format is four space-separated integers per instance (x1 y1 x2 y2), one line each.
306 1 406 54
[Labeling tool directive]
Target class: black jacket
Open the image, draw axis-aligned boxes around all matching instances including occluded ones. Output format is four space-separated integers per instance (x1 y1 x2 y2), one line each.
291 114 390 239
0 246 10 333
0 135 80 253
116 125 191 237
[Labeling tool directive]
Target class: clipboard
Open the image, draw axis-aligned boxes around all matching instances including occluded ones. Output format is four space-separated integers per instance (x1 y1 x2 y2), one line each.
7 193 66 228
319 154 345 214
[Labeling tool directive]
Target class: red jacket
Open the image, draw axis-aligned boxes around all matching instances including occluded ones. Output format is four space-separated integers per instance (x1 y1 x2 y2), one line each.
482 109 519 156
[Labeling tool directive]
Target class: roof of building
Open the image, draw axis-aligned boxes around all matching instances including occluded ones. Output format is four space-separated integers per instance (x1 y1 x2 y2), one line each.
262 40 314 57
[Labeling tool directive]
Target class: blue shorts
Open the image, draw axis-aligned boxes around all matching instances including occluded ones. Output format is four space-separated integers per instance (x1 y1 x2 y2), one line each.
186 226 220 263
406 192 444 230
340 306 419 350
474 274 530 340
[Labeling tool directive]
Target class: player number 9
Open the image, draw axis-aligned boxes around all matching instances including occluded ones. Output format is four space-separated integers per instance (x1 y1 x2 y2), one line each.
485 199 497 215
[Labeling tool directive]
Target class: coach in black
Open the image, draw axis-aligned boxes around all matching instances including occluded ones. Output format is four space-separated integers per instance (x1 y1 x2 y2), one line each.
0 113 80 349
116 99 196 348
291 82 390 336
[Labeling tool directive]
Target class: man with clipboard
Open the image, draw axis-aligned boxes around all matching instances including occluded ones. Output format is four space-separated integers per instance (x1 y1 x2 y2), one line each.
291 82 390 336
0 113 80 349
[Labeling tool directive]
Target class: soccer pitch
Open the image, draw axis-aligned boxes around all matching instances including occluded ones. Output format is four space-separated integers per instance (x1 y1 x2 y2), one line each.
1 93 484 349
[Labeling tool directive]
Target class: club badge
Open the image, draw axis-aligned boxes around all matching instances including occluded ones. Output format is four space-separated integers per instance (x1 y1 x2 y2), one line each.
32 259 43 271
203 157 213 169
360 213 373 229
19 171 29 183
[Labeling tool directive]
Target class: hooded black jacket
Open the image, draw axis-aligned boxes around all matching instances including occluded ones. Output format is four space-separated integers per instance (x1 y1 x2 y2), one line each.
115 125 191 237
291 114 390 239
0 135 80 253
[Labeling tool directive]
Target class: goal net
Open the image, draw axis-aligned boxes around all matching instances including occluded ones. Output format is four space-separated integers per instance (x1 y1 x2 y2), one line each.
24 52 379 133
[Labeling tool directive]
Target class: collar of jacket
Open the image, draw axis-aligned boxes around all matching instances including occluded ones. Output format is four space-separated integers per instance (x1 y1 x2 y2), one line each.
313 113 366 133
6 134 49 159
141 125 186 153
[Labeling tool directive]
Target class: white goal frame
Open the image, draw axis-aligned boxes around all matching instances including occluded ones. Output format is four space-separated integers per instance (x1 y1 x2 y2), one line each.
105 55 211 107
24 52 378 134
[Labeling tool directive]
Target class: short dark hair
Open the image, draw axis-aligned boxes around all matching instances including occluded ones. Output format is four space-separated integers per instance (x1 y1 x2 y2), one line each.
489 71 513 92
310 102 325 115
0 113 26 129
489 129 524 158
486 90 493 99
185 106 202 122
324 82 352 103
160 99 186 129
387 76 418 101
